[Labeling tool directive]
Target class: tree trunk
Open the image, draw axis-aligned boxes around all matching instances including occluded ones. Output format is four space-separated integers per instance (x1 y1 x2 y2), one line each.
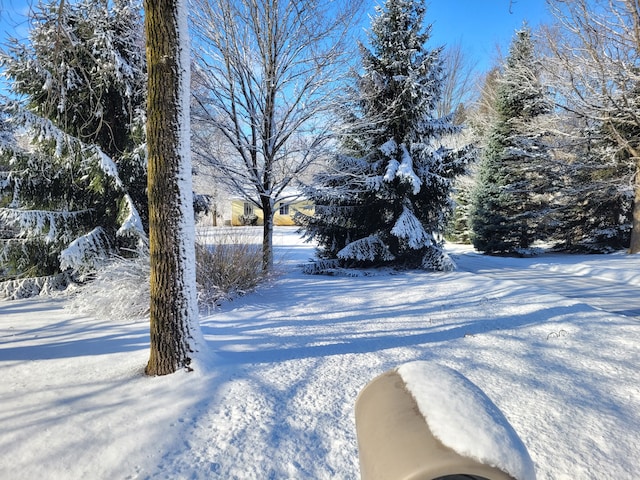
261 195 274 272
144 0 200 375
630 169 640 254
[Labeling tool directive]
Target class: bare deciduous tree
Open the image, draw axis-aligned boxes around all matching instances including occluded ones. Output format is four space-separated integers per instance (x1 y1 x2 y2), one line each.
542 0 640 252
190 0 363 271
435 42 479 122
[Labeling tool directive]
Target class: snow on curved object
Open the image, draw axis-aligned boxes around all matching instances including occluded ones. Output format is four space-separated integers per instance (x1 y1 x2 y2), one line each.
397 361 536 480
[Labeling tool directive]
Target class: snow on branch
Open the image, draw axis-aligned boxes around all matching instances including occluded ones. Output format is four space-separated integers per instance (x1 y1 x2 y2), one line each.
391 205 432 249
0 273 71 300
59 227 112 273
379 138 398 157
399 144 422 194
383 159 400 182
337 235 395 263
383 143 422 195
0 208 90 244
66 251 150 321
117 194 146 239
2 102 124 187
88 147 123 188
421 246 455 272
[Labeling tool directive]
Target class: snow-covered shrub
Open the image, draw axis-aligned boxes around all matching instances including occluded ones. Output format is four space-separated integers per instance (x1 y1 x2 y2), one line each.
66 252 150 320
67 229 271 319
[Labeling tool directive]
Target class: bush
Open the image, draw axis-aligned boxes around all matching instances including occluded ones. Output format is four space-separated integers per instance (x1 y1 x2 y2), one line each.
67 228 269 319
238 213 259 226
66 250 151 320
195 229 267 309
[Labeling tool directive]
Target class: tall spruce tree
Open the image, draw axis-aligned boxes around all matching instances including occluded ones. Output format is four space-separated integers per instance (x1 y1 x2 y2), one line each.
470 26 552 255
0 0 147 284
300 0 470 271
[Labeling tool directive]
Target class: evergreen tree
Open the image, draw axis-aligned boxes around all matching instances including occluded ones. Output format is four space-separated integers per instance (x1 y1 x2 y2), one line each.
446 67 501 245
446 173 475 244
0 0 147 282
550 117 634 253
470 26 553 255
300 0 470 271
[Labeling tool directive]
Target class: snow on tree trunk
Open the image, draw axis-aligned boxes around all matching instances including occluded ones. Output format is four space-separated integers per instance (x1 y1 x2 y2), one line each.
630 170 640 254
144 0 202 376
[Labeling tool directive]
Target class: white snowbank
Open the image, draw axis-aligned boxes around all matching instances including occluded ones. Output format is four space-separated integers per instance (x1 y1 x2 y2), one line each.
398 361 536 480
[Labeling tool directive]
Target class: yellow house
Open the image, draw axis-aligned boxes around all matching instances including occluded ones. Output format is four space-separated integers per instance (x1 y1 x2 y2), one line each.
230 197 314 226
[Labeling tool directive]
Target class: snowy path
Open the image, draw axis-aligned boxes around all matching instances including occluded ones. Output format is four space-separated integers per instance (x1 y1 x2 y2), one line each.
452 246 640 318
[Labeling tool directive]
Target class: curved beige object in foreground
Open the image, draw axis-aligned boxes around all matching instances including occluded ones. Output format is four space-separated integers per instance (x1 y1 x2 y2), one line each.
355 370 520 480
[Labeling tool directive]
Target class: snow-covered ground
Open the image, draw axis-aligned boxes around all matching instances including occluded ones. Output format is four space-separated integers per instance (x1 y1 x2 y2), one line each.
1 227 639 479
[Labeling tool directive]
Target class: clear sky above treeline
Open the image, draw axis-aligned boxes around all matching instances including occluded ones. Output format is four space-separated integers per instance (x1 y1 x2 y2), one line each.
0 0 551 75
425 0 551 71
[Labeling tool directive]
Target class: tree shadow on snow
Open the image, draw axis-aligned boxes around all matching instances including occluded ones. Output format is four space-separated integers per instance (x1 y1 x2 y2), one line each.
0 316 148 361
202 299 582 365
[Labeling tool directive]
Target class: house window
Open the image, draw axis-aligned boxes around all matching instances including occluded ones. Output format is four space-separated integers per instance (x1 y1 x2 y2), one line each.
279 204 290 215
244 202 253 216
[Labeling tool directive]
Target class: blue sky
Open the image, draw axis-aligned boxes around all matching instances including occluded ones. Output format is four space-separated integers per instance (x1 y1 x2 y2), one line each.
424 0 552 70
0 0 32 39
0 0 552 73
0 1 34 95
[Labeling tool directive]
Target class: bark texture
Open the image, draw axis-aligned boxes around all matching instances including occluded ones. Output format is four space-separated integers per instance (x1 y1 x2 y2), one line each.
144 0 196 375
261 195 274 271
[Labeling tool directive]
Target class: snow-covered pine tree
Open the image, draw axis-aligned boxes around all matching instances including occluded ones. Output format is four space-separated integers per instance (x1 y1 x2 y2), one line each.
550 116 634 253
470 26 553 255
300 0 470 271
445 67 501 245
0 0 147 284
